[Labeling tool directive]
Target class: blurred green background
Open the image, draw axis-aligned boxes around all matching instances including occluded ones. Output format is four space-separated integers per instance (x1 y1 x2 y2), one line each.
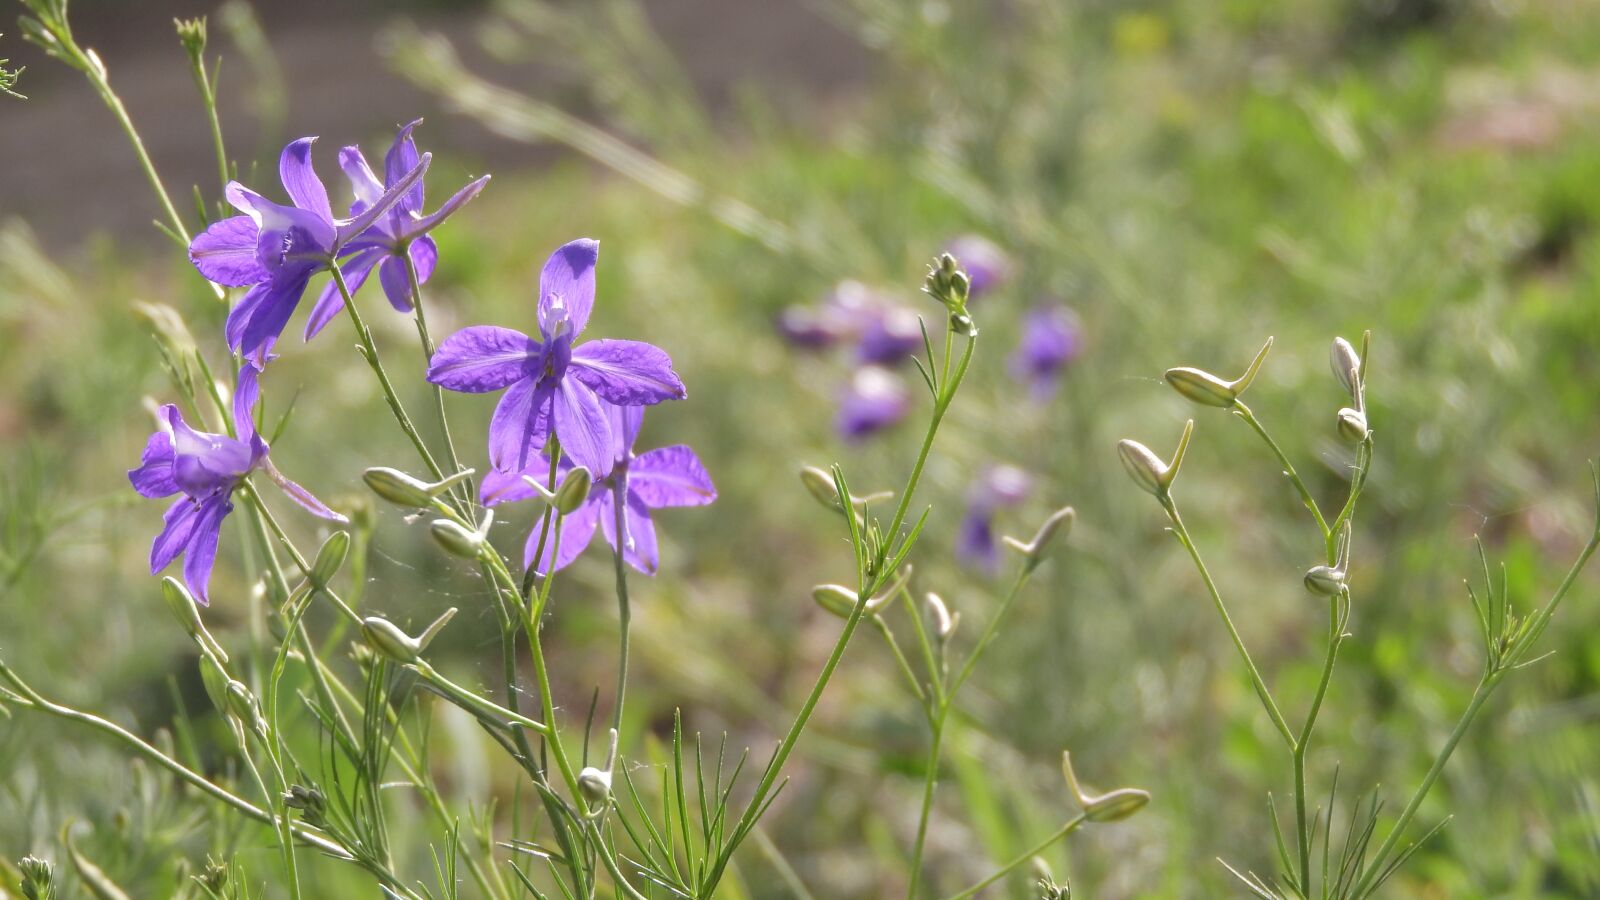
4 0 1600 896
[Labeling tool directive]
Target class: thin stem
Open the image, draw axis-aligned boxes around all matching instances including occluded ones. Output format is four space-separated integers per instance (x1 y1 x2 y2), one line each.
410 660 549 734
330 261 445 481
610 482 634 737
904 721 945 900
881 336 976 567
241 483 361 626
1161 497 1296 747
948 566 1031 697
1293 591 1346 892
1233 402 1330 546
871 616 928 710
405 252 471 507
945 813 1088 900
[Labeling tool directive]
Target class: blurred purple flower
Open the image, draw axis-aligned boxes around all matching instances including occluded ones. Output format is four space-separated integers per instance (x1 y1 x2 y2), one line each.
481 404 715 575
955 464 1034 572
188 137 430 365
943 234 1012 298
776 280 896 351
837 366 910 441
128 367 344 604
302 120 491 340
1010 303 1082 398
427 239 686 476
856 305 925 366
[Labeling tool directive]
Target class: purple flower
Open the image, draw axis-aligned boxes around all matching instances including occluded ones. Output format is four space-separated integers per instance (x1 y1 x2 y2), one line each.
955 465 1033 573
943 234 1012 298
302 120 491 340
836 366 910 442
775 281 895 351
1010 303 1082 399
481 404 715 575
188 137 431 365
426 239 686 476
128 367 345 604
855 305 925 366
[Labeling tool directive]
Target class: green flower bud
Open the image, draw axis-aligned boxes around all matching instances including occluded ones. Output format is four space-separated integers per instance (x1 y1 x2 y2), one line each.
922 252 972 319
361 616 421 663
553 466 592 515
309 531 349 589
174 17 206 62
1331 336 1362 397
578 766 612 809
1336 407 1368 444
431 516 487 560
1061 751 1151 824
924 592 958 641
811 584 858 618
1163 337 1272 409
364 467 476 509
1303 565 1345 596
224 680 260 729
198 653 230 715
1117 420 1193 499
799 465 843 510
18 854 54 900
1003 505 1076 568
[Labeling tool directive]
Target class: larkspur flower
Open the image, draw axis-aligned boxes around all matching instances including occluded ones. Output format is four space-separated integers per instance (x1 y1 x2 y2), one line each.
855 305 925 366
943 234 1012 298
302 120 491 340
775 280 893 351
955 464 1033 573
481 404 715 575
188 136 431 364
426 239 686 475
128 367 344 604
1010 303 1082 398
836 366 911 442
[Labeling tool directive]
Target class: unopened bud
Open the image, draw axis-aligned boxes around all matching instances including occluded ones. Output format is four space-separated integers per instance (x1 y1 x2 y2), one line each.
812 584 859 618
199 654 231 714
578 766 612 809
1004 505 1076 567
1163 337 1272 410
923 252 973 318
1117 420 1192 499
282 784 327 826
18 855 54 900
309 531 350 588
224 680 260 728
364 467 475 508
553 467 592 515
924 592 958 641
361 617 422 663
1061 751 1150 824
164 576 230 665
430 513 489 560
1336 407 1368 444
1303 565 1345 596
1330 337 1362 397
800 465 843 509
175 17 207 61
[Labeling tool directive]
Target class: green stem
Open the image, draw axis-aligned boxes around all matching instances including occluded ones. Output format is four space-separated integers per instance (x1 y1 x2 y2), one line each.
1233 402 1330 546
405 252 471 508
410 659 549 734
241 483 361 626
945 813 1087 900
609 482 634 738
948 566 1031 697
904 719 945 900
1162 498 1296 747
1293 592 1345 893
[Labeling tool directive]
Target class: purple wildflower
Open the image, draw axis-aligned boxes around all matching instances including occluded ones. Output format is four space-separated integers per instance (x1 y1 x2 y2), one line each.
836 366 910 442
775 281 895 351
128 367 344 604
187 137 431 365
955 465 1033 573
426 239 686 476
943 234 1012 298
855 305 925 366
302 120 491 340
1010 303 1082 399
481 404 715 575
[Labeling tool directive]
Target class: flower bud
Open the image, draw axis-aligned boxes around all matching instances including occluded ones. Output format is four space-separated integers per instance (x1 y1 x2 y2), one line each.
1163 337 1272 409
18 855 54 900
924 592 958 641
309 531 350 589
430 513 489 560
578 766 613 809
923 252 972 318
1303 565 1345 596
364 467 475 509
1336 407 1368 444
799 466 841 509
175 17 207 62
199 654 231 714
1003 505 1076 567
553 467 592 515
282 784 327 826
361 616 422 663
1330 337 1361 397
1061 751 1151 824
224 680 261 729
811 584 858 619
1117 420 1192 498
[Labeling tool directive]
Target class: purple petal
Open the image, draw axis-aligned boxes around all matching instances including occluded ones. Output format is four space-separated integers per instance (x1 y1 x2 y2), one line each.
189 216 268 286
855 306 925 366
954 509 1000 573
614 403 643 459
527 496 601 575
165 406 255 495
836 367 911 442
225 183 336 268
402 175 490 239
183 495 234 605
600 488 659 575
629 446 716 508
280 137 333 221
569 340 686 406
303 249 382 341
151 497 201 575
481 463 544 506
385 119 426 213
262 459 348 523
335 153 431 248
427 326 541 393
552 376 614 476
226 269 314 363
129 431 179 499
338 145 384 209
538 239 599 338
489 380 554 473
232 364 260 441
378 256 413 313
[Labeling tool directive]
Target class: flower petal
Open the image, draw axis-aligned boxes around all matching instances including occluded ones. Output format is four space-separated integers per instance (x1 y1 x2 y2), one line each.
600 488 659 575
263 458 348 523
552 376 613 476
232 364 260 441
427 326 541 393
378 256 412 313
189 216 268 286
280 137 333 220
303 249 381 341
183 495 234 605
150 497 199 574
335 153 431 248
338 144 385 209
489 379 555 473
629 446 716 508
226 269 314 363
538 239 599 337
128 430 179 499
385 119 426 213
481 463 542 506
403 175 490 239
570 339 686 406
527 496 601 575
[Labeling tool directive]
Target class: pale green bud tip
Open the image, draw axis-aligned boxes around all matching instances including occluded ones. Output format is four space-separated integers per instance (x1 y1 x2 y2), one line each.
1164 367 1236 407
578 766 613 808
1331 337 1362 397
361 617 422 663
18 854 54 891
1303 565 1345 596
1004 505 1076 562
223 680 259 724
198 654 231 712
160 576 204 636
1336 407 1368 444
799 465 842 509
554 466 592 515
811 584 858 619
924 592 957 640
364 467 476 508
1061 750 1150 823
310 531 350 587
923 252 972 316
430 518 485 559
174 17 207 57
1117 440 1167 495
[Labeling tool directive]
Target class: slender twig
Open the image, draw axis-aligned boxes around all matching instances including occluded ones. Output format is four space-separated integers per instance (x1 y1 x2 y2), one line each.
945 813 1088 900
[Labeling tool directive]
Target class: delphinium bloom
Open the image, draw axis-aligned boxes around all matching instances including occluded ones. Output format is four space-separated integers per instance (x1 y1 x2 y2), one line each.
128 367 345 603
954 464 1034 573
1010 303 1083 399
775 280 890 351
836 366 911 442
481 404 715 575
943 234 1012 299
188 137 430 364
302 120 491 340
426 239 686 475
